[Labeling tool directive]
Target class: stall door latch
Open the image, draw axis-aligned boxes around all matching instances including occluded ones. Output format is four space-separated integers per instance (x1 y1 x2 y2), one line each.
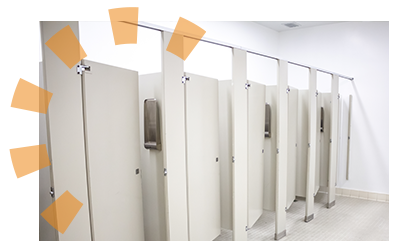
182 76 190 84
77 64 91 75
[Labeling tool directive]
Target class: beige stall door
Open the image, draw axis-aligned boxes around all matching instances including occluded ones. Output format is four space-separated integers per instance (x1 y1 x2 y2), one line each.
81 60 144 240
247 81 265 228
185 72 220 241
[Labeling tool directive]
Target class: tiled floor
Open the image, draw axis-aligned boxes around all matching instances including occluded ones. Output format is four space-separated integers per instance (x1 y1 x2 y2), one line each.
214 192 389 241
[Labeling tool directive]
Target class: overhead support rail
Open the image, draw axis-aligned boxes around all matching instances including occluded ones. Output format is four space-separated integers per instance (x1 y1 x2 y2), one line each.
136 21 354 81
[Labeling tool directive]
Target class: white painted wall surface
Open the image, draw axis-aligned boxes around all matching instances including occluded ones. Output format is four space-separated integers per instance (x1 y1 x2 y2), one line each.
278 21 389 194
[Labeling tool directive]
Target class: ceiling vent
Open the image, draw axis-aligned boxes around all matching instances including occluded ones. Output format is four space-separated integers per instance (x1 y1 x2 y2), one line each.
282 22 301 28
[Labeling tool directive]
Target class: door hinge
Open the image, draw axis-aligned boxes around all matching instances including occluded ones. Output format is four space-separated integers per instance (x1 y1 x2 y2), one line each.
49 187 54 198
245 81 251 90
232 156 235 163
286 87 291 94
315 90 319 97
182 75 190 84
164 168 168 176
245 226 249 231
277 148 279 154
77 64 91 75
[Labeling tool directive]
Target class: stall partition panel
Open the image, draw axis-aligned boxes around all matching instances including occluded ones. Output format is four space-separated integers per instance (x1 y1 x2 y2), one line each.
81 60 144 240
287 87 298 209
320 93 331 188
184 73 220 241
218 80 233 230
247 81 266 228
40 21 91 241
138 73 167 241
263 86 277 211
295 90 308 198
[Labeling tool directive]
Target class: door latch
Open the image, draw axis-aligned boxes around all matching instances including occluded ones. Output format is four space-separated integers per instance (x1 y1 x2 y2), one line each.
182 76 190 84
49 187 54 198
77 64 91 75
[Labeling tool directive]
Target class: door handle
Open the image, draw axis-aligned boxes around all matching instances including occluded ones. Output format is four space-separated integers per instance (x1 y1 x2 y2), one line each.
49 187 54 198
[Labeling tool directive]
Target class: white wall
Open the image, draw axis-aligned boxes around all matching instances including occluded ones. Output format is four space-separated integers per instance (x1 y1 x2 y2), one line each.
278 22 389 194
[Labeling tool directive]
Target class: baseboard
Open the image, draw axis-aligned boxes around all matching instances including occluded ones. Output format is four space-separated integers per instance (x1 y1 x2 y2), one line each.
335 188 389 202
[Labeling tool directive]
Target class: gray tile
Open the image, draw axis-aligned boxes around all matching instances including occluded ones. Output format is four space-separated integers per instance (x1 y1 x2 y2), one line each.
214 193 389 241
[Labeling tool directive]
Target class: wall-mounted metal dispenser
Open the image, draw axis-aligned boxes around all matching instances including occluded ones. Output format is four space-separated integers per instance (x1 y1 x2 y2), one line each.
265 103 271 138
144 98 161 150
320 107 324 132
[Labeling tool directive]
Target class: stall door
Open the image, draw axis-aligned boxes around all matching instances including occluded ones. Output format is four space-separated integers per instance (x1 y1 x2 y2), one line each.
185 72 220 241
287 87 298 209
81 60 144 240
247 81 265 228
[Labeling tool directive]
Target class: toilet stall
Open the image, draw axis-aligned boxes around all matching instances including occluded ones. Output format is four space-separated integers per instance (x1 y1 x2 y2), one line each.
218 80 266 230
139 72 221 241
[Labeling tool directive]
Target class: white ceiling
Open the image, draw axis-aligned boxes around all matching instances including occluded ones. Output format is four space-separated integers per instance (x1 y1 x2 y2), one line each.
254 21 345 32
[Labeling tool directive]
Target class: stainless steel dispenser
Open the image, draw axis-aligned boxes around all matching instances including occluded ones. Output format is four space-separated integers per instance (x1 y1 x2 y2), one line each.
144 98 161 150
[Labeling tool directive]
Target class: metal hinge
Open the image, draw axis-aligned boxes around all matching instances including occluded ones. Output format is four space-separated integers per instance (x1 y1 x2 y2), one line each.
308 143 310 148
245 226 249 231
286 87 291 94
232 156 235 163
76 64 91 75
245 81 251 90
182 75 190 84
277 148 279 154
338 94 341 99
315 90 319 97
164 168 168 176
49 187 54 198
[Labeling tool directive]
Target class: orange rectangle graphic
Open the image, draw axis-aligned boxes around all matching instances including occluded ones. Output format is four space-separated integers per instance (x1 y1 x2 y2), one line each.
11 79 53 114
10 144 51 178
41 191 83 234
109 7 139 45
167 17 206 61
45 25 87 69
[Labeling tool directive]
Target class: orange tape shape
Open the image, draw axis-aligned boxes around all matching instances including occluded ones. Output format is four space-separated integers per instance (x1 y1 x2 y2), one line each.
167 17 206 61
41 191 83 234
109 7 139 45
45 25 87 69
11 79 52 114
10 144 51 178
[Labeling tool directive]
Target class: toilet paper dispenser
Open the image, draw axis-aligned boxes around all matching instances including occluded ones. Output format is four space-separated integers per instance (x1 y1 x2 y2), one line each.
144 98 161 150
265 103 271 138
